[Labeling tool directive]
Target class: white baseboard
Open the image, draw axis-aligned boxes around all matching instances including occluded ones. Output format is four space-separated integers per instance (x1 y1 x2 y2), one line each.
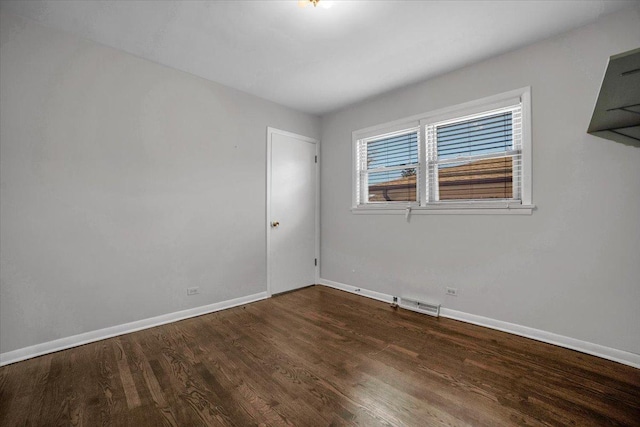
5 281 639 370
317 279 640 369
0 291 269 367
318 278 395 304
439 308 640 369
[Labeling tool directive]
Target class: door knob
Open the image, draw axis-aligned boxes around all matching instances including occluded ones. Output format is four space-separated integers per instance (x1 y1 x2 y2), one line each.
271 221 280 228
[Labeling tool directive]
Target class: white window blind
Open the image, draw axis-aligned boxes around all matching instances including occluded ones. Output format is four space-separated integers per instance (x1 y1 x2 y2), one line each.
357 129 419 204
426 105 522 203
352 88 531 213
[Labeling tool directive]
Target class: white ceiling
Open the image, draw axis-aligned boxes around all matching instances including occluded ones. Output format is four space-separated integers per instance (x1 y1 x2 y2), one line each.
1 0 635 115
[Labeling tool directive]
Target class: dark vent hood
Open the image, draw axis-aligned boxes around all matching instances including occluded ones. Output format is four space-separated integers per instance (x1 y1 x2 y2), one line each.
588 48 640 146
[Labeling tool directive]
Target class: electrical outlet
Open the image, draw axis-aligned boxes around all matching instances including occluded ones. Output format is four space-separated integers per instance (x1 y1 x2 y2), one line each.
187 287 199 296
446 287 458 296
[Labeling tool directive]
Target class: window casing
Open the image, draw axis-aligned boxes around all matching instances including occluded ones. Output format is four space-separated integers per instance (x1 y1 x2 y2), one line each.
357 128 420 205
352 88 533 214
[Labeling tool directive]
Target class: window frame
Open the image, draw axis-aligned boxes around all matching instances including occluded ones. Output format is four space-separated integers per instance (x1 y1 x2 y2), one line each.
357 126 421 206
351 87 533 215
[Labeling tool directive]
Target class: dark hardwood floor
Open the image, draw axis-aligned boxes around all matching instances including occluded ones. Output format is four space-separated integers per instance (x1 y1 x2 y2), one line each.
1 285 639 426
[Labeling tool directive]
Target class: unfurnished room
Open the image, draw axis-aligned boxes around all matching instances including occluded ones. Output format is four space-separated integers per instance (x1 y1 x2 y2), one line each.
0 1 639 426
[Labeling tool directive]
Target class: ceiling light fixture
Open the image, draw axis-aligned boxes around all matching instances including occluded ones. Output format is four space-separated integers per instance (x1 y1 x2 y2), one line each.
298 0 332 9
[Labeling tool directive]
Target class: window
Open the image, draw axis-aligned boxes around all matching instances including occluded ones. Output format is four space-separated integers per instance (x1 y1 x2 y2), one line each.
352 88 532 214
356 129 419 204
426 107 521 203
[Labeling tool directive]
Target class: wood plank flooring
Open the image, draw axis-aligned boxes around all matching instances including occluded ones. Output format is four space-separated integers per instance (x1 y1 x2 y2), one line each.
1 285 639 426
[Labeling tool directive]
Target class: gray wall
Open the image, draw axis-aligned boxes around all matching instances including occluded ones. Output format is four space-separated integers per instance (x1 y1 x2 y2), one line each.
320 8 640 355
0 12 320 353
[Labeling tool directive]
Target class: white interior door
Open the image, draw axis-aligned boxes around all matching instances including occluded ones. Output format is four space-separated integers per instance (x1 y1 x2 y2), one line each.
267 128 318 295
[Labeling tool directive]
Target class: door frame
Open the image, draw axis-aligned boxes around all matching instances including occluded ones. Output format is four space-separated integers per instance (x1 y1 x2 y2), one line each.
266 127 320 297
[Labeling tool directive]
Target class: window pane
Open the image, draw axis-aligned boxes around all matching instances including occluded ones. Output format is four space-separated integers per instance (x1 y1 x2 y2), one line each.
367 132 418 169
437 112 512 160
438 157 513 200
368 168 416 202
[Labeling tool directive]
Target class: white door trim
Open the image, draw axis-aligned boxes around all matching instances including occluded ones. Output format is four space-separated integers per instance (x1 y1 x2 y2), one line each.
266 127 320 296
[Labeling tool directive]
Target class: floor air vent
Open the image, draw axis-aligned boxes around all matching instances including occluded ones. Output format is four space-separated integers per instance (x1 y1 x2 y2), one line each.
399 297 440 317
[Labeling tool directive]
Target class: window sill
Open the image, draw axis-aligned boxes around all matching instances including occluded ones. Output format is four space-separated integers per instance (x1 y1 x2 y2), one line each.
351 204 535 215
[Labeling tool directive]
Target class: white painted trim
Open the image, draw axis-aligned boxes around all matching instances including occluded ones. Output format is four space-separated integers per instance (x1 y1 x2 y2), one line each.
266 127 320 296
352 87 533 212
353 88 528 137
318 278 394 304
266 127 274 296
440 308 640 369
351 205 534 215
521 88 533 206
0 291 269 367
317 280 640 369
315 139 321 284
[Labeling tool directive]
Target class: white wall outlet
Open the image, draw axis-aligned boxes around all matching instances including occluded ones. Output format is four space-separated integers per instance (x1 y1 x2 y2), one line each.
446 287 458 296
187 287 199 296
